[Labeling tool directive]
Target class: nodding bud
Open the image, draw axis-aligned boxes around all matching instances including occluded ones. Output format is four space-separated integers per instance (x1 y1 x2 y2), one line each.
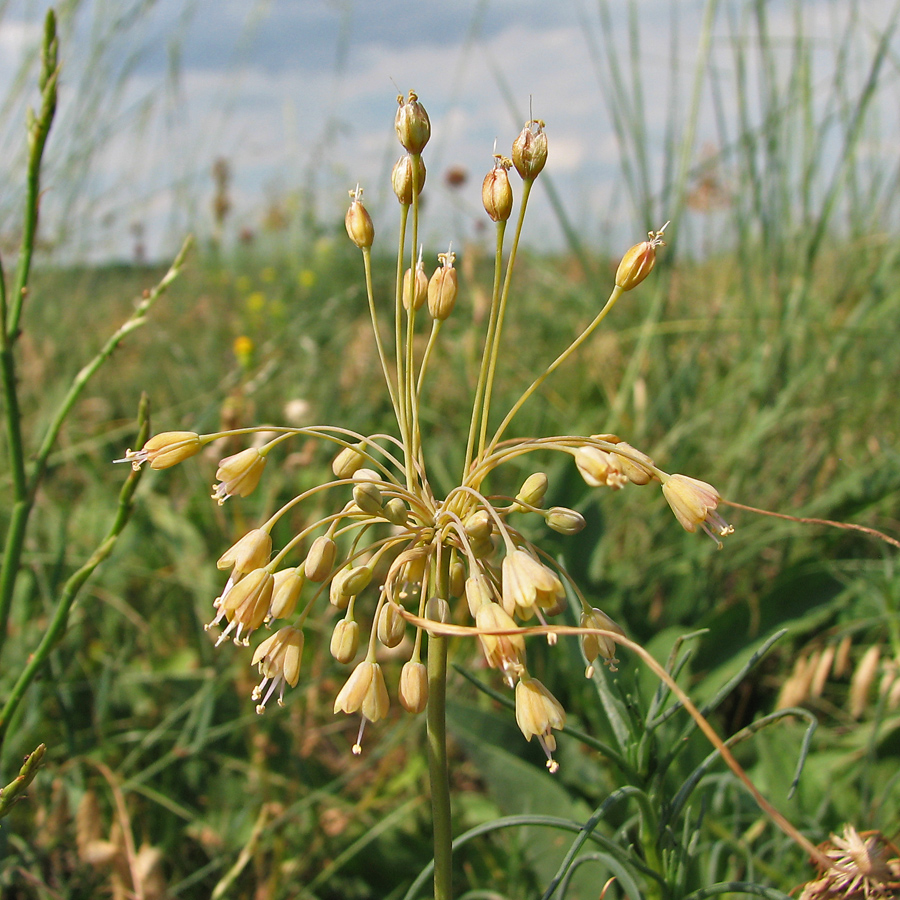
352 481 383 515
512 119 548 181
399 660 428 714
615 222 668 291
345 187 374 249
304 535 336 582
482 155 513 221
464 509 493 540
377 602 406 647
392 154 426 205
330 617 360 664
449 560 466 598
546 507 586 535
402 259 428 311
383 497 409 526
513 472 549 511
332 442 367 479
427 249 458 320
395 90 431 154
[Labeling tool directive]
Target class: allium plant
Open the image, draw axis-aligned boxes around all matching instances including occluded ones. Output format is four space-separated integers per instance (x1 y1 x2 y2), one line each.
118 92 832 899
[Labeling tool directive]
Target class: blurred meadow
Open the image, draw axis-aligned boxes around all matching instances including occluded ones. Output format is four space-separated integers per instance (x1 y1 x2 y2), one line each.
1 1 900 898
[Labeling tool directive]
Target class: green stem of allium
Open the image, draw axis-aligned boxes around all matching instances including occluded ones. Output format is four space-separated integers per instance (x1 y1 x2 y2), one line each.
394 203 410 439
361 247 403 434
0 238 192 661
634 792 665 900
415 320 441 408
477 180 533 463
407 159 424 491
427 555 453 900
0 395 150 756
463 219 506 477
483 284 624 463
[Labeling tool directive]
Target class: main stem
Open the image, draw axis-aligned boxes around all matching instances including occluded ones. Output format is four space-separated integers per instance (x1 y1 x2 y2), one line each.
426 555 453 900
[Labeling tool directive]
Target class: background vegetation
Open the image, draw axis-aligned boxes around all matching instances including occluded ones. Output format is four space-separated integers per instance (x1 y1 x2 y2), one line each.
1 1 899 898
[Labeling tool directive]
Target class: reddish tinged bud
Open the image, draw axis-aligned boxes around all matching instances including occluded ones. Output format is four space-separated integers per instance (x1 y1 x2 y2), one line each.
395 90 431 154
345 187 374 249
392 154 426 205
512 119 548 180
427 249 458 320
482 155 513 221
615 223 669 291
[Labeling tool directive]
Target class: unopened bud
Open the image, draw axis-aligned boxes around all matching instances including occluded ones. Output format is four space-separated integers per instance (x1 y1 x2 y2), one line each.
332 442 367 479
482 155 513 221
377 603 406 647
546 507 586 535
392 154 426 205
512 119 548 180
352 468 381 483
402 259 429 311
345 187 374 249
399 660 429 713
395 90 431 154
384 497 409 526
615 223 668 291
330 617 359 664
513 472 548 510
614 442 655 485
449 560 466 598
353 481 383 515
464 509 492 540
268 567 304 621
428 250 458 320
426 596 450 623
330 565 373 608
304 535 336 582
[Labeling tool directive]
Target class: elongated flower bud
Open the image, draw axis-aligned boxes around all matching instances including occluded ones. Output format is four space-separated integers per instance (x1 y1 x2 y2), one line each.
267 567 304 621
428 250 458 320
217 528 272 576
546 507 585 535
513 472 548 510
345 187 374 249
392 154 426 205
399 660 428 713
304 535 336 582
402 259 428 311
395 90 431 154
615 223 668 291
482 155 513 221
332 442 367 479
511 119 547 180
330 617 359 664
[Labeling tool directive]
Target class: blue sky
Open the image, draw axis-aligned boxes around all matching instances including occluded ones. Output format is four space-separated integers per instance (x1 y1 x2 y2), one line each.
1 0 898 263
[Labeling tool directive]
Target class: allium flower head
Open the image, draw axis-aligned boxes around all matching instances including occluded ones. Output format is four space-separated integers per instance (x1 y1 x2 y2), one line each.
662 473 734 546
515 674 566 772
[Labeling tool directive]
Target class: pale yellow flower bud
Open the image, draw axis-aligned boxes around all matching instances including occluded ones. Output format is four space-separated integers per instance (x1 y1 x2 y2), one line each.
482 155 513 221
614 442 656 485
476 602 525 687
574 446 628 490
580 608 625 677
383 497 409 526
427 250 458 320
402 260 429 311
330 617 360 664
377 602 406 648
465 573 493 617
392 153 426 205
304 535 337 582
352 481 383 515
661 474 733 545
345 188 374 249
464 509 492 540
513 472 548 510
115 431 201 471
329 565 372 609
267 567 304 621
425 596 449 623
395 90 431 154
515 674 566 772
511 119 547 181
615 223 668 291
332 443 366 479
212 447 266 503
251 626 303 713
351 467 381 483
449 560 466 598
217 528 272 576
399 660 428 713
546 507 585 536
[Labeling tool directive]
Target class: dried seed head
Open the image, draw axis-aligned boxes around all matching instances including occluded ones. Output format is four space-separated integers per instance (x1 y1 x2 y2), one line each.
395 90 431 154
212 447 266 504
512 119 548 181
615 223 668 291
427 249 458 320
217 528 272 576
332 443 367 479
304 535 337 582
392 153 426 205
546 507 586 535
402 258 429 311
267 567 304 622
482 155 513 221
345 187 374 249
115 431 202 471
514 472 549 510
515 674 566 772
330 617 360 664
399 660 429 713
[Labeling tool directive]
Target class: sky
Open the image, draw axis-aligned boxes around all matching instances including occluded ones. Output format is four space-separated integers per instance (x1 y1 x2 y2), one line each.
1 0 898 263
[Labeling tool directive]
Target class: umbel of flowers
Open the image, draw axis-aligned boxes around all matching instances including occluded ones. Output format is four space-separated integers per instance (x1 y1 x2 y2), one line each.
117 91 733 775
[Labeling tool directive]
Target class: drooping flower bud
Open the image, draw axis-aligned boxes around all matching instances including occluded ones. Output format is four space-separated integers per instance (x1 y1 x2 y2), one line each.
115 431 202 471
427 249 458 320
613 442 656 486
217 528 272 576
377 602 406 648
267 567 304 621
402 257 429 311
329 565 372 608
511 119 548 181
392 153 426 205
482 154 513 221
345 187 374 249
449 560 466 598
304 535 337 582
399 660 428 713
383 497 409 526
615 223 668 291
546 507 586 535
332 442 367 479
513 472 548 510
464 509 492 540
330 617 360 664
395 90 431 154
352 481 383 515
